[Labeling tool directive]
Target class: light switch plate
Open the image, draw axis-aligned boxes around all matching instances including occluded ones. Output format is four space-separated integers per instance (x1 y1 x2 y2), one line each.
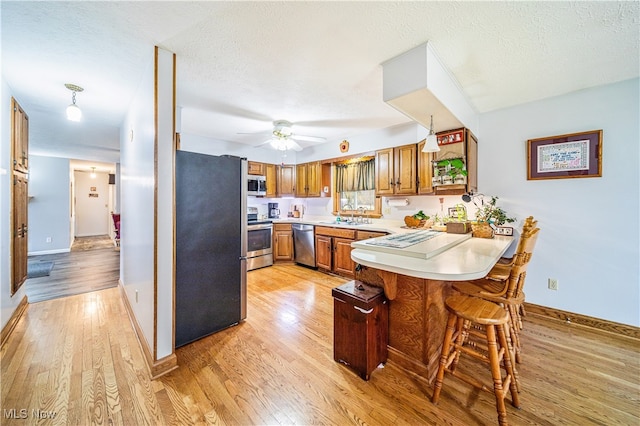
495 226 514 236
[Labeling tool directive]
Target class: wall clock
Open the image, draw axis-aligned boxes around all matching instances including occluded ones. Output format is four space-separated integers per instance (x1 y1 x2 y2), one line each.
340 140 349 153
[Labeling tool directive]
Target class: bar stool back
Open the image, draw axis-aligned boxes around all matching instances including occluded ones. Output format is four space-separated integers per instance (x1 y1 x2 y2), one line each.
453 227 540 363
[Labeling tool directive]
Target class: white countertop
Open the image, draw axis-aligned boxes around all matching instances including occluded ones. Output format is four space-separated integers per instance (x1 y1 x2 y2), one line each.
272 216 513 281
351 235 513 281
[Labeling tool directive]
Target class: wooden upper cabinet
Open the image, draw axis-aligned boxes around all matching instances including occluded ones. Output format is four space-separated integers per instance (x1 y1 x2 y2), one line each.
248 161 265 176
277 164 296 197
417 139 434 195
432 128 478 195
264 163 277 198
295 161 322 197
12 97 29 174
375 144 417 196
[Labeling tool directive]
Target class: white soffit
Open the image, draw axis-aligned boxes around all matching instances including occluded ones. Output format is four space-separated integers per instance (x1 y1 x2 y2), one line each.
383 42 477 135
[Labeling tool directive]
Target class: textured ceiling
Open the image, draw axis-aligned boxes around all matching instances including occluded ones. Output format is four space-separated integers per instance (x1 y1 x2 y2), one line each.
2 1 638 163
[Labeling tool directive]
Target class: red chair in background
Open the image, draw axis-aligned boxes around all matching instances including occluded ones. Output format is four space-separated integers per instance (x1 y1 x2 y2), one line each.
111 213 120 246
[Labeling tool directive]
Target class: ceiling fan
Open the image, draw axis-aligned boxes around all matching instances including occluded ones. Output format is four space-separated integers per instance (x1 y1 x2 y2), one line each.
241 120 326 152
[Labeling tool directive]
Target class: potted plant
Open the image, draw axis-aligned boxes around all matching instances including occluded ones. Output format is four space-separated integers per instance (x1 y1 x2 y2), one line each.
436 158 467 185
473 196 515 238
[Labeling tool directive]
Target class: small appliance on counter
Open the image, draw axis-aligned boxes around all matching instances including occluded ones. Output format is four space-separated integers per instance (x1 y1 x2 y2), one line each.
268 202 280 219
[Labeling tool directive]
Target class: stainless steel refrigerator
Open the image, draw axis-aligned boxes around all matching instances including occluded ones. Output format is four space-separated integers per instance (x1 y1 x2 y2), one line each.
175 151 247 348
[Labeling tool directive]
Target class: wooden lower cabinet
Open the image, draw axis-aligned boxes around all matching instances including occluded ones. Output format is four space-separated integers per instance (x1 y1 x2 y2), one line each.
315 226 357 278
315 227 387 278
273 223 293 262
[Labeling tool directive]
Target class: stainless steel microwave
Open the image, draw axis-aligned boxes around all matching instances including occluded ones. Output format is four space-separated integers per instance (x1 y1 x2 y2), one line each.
247 175 266 196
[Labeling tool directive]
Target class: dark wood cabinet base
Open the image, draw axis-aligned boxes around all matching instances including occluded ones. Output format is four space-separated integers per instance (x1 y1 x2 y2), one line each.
332 280 388 380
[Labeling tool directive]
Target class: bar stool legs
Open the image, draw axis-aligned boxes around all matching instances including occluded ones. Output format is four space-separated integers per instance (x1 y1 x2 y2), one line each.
432 295 520 426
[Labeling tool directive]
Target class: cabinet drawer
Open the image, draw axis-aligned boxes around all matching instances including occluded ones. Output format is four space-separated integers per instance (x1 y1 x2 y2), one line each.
356 231 387 241
274 223 292 231
315 226 356 239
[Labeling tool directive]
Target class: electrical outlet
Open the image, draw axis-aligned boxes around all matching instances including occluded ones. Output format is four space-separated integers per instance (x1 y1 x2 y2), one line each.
495 226 514 236
46 237 52 243
548 278 559 291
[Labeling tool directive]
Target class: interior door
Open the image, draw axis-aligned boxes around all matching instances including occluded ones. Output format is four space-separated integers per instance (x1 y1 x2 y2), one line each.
74 170 110 237
12 174 28 292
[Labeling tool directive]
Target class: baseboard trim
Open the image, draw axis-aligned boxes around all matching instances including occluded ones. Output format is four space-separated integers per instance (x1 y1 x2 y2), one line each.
118 281 178 379
28 248 71 256
1 295 29 347
524 302 639 340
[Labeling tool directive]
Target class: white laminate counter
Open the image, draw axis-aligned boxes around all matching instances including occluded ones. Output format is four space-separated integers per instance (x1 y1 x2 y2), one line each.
351 234 513 281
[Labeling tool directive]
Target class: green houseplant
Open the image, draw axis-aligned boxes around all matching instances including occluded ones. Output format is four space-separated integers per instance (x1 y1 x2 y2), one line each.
473 196 515 238
475 196 515 225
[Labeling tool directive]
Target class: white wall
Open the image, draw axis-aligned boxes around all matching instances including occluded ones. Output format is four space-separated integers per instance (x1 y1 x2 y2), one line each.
120 53 156 352
27 155 71 254
120 47 175 360
478 78 639 326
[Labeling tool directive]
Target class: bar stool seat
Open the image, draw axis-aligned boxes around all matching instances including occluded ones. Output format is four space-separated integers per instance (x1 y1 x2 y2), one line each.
432 295 520 426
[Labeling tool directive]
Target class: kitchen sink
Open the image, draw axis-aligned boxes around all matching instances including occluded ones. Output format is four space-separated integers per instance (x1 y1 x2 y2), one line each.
318 221 362 226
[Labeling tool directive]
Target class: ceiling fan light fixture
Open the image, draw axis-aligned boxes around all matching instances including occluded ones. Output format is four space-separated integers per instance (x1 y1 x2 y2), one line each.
422 115 440 153
64 83 84 122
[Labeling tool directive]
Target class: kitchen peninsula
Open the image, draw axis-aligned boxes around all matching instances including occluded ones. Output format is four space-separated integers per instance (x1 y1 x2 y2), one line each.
350 232 513 382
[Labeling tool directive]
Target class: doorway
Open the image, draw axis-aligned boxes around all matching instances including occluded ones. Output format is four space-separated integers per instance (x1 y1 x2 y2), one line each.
74 170 110 237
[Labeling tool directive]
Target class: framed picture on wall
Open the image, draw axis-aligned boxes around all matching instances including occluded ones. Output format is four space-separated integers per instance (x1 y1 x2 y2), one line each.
527 129 602 180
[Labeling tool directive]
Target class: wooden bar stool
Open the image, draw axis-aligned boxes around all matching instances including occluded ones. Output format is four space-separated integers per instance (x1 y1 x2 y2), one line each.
432 295 520 426
454 227 540 363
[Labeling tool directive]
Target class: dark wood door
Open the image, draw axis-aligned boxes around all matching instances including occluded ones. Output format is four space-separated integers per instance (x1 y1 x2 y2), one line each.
12 173 28 293
333 237 355 277
315 235 332 270
273 226 293 261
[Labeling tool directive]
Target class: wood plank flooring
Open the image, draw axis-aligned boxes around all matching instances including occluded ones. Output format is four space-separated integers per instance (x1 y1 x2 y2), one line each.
2 258 639 425
25 236 119 303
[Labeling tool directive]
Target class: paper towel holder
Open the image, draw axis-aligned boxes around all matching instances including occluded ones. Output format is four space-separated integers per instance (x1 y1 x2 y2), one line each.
386 198 409 207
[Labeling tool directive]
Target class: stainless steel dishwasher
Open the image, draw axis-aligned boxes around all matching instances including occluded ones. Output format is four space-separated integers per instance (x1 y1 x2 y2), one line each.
292 223 316 267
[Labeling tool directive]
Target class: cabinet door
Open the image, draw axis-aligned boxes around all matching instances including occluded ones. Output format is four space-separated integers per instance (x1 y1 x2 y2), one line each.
248 161 265 175
417 140 434 195
333 237 355 277
466 130 478 193
306 161 322 197
295 163 308 197
273 228 293 261
277 165 296 197
315 235 333 270
12 98 29 174
12 173 28 293
265 164 277 197
375 148 394 196
394 144 417 194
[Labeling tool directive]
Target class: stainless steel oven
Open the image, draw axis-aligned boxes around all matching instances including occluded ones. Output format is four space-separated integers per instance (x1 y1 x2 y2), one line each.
247 221 273 271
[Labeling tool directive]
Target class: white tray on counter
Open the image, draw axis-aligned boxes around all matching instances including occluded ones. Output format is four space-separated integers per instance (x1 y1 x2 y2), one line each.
352 230 471 260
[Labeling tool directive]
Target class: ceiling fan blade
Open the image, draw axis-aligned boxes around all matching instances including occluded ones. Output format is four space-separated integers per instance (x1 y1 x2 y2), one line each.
238 130 271 136
290 140 303 151
292 134 326 143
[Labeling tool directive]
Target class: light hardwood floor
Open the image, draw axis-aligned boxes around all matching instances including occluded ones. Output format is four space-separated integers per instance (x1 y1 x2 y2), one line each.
1 253 639 425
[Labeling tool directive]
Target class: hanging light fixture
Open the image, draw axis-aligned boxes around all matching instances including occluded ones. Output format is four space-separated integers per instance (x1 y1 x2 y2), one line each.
65 83 84 122
421 115 440 153
90 167 96 179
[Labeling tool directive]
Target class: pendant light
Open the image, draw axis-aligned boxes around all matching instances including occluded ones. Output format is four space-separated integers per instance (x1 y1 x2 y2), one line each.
65 83 84 122
421 115 440 153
